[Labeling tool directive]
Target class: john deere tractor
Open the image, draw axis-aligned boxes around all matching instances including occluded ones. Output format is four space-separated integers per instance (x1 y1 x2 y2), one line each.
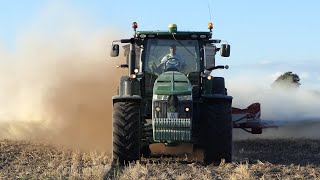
110 22 232 164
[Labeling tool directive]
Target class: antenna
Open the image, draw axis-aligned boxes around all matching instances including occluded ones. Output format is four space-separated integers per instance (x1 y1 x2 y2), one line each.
207 1 214 32
207 1 212 22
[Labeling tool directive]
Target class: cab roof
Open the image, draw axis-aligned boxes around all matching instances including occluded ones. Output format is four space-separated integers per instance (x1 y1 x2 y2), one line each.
136 31 212 40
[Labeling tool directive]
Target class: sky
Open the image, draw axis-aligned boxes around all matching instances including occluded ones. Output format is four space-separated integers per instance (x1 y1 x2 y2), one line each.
0 0 319 89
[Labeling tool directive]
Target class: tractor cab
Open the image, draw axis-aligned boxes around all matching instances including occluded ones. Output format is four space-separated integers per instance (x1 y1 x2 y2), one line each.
144 39 200 76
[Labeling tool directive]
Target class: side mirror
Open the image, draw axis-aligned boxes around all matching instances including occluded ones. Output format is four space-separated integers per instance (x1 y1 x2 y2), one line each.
110 44 119 57
220 44 230 57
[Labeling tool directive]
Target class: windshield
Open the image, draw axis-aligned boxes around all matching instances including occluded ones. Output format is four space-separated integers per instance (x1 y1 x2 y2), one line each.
145 39 200 75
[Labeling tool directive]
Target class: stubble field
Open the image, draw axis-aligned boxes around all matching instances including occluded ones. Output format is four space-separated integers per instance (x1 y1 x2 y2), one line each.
1 137 319 179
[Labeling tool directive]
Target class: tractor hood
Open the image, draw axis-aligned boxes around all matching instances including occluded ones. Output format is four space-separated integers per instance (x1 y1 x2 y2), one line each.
153 71 192 95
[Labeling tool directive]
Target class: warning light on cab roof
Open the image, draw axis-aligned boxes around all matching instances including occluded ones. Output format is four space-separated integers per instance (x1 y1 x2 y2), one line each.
168 24 177 34
132 22 138 30
208 22 213 31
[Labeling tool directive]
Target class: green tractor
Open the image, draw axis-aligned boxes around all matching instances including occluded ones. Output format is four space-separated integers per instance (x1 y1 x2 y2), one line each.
110 22 233 165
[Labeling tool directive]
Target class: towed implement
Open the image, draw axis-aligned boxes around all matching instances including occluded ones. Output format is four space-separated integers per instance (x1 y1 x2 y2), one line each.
110 22 270 165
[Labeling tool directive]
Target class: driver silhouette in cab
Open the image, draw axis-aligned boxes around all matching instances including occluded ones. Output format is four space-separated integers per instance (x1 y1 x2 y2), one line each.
160 45 184 71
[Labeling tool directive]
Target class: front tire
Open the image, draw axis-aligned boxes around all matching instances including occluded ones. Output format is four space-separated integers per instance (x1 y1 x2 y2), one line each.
113 101 140 165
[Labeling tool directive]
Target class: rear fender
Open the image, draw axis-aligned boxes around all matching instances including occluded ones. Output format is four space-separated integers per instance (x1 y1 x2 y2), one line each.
118 76 140 96
203 77 226 95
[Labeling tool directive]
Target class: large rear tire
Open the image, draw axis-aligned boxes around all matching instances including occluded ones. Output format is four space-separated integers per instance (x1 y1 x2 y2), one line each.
113 101 140 165
204 99 233 164
140 117 151 158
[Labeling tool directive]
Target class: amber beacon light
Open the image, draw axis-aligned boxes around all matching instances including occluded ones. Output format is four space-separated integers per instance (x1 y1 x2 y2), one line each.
208 22 213 31
132 22 138 30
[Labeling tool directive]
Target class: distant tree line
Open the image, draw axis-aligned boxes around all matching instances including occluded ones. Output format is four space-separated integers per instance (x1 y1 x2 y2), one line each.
272 71 301 88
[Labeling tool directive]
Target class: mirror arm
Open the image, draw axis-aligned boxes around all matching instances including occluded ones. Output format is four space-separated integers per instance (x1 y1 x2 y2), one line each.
112 40 121 45
206 65 227 71
117 64 129 68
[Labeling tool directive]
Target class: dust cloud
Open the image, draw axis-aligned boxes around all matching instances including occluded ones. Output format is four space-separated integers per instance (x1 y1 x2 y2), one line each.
229 80 320 121
227 76 320 139
0 3 126 151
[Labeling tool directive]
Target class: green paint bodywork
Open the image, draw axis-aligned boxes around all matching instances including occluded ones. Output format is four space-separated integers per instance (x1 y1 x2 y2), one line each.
153 71 192 95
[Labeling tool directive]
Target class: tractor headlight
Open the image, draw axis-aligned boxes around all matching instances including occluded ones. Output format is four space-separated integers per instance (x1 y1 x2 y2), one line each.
153 94 169 100
177 95 192 101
